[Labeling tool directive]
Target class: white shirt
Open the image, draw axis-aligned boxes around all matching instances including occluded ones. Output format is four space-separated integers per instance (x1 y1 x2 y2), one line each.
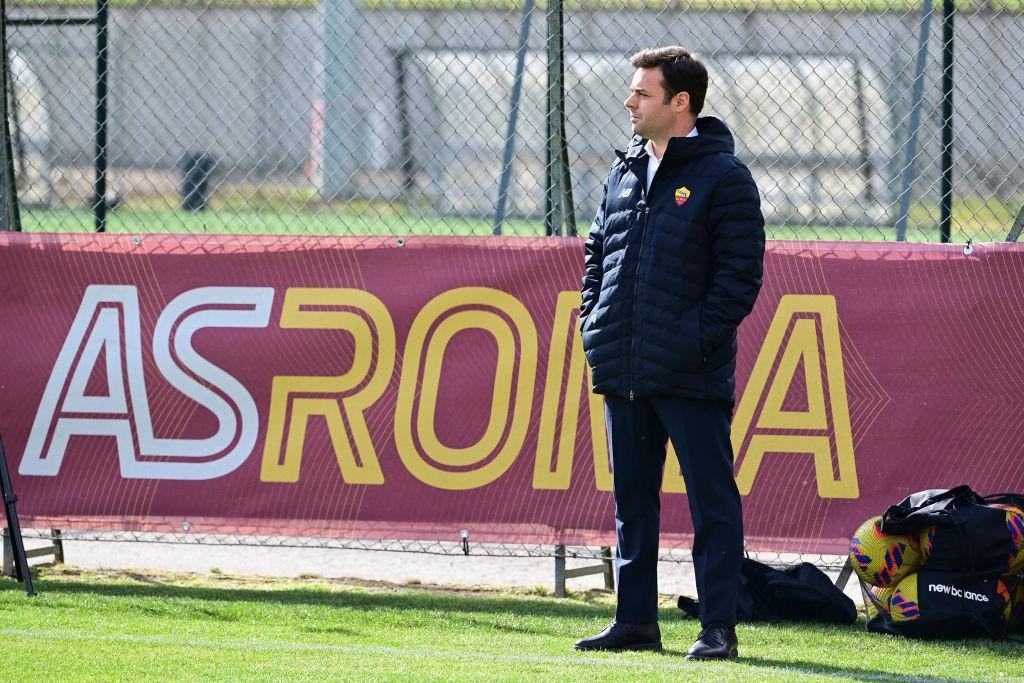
645 126 698 192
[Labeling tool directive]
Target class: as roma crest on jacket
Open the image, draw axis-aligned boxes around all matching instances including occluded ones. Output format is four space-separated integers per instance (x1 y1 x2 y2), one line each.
675 186 691 206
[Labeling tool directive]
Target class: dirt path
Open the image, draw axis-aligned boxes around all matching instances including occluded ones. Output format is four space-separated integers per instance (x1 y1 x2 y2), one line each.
19 535 861 605
24 536 695 596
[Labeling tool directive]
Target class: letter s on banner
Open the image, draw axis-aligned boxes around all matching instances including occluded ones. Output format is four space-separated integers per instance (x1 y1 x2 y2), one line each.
21 285 273 480
138 286 274 478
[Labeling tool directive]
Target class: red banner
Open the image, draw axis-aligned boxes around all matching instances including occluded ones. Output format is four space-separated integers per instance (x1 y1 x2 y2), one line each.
2 233 1023 554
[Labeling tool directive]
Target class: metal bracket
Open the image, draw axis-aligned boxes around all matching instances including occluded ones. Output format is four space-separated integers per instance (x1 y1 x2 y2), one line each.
834 557 855 592
554 545 614 598
3 528 66 579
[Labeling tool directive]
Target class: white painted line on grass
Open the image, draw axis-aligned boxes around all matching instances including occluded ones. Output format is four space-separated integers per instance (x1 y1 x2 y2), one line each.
0 628 972 683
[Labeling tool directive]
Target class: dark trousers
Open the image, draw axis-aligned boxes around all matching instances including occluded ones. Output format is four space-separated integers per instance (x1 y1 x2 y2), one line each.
605 394 743 627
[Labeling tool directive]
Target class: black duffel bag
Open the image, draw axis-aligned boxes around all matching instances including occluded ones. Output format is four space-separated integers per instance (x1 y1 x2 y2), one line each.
678 557 857 624
865 486 1024 638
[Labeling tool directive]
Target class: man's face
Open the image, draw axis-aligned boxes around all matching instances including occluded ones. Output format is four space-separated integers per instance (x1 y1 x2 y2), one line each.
623 67 683 140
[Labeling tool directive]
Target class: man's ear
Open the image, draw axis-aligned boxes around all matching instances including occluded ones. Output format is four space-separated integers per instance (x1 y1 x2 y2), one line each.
673 91 691 114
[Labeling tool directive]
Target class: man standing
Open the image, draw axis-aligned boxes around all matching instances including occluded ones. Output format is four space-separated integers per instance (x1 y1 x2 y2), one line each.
574 47 764 659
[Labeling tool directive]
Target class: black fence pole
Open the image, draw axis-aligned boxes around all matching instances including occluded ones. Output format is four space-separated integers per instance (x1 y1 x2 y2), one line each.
940 0 954 243
93 0 108 233
543 1 557 236
0 0 21 231
1 435 34 596
544 0 573 237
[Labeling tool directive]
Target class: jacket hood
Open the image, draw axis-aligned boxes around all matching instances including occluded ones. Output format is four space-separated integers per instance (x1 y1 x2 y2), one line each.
619 116 736 164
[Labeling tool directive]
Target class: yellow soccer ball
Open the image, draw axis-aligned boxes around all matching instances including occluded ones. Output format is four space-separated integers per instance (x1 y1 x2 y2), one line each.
1010 579 1024 629
849 516 923 587
889 574 922 622
918 525 936 564
867 585 895 616
992 505 1024 574
996 578 1013 624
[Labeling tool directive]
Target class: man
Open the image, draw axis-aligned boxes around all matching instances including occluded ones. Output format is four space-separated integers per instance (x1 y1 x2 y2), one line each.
574 47 765 659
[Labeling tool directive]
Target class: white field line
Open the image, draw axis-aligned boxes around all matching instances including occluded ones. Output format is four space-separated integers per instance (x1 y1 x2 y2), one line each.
0 628 974 683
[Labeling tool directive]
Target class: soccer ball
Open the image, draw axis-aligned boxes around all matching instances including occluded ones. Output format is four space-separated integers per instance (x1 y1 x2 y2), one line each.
889 573 921 622
996 578 1013 624
867 585 895 616
849 516 923 587
992 504 1024 574
1010 580 1024 628
918 525 936 563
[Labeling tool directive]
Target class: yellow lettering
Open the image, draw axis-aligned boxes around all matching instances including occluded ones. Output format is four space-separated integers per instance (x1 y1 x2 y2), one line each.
260 288 394 484
395 287 537 490
663 444 687 493
533 292 611 491
732 295 858 498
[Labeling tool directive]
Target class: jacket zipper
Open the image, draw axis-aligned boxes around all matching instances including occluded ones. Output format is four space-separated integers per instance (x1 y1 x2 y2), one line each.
628 146 667 401
629 191 651 402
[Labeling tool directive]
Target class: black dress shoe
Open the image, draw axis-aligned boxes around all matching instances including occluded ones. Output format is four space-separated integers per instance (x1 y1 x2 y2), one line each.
574 620 662 651
686 624 738 660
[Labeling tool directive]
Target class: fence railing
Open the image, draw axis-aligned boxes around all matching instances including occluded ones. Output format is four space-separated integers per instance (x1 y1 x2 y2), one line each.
1 0 1021 243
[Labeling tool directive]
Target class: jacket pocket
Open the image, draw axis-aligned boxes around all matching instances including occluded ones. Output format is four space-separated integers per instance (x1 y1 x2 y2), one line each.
675 305 704 371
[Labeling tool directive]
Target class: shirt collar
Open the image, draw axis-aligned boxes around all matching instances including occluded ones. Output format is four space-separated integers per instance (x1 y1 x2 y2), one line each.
644 126 698 160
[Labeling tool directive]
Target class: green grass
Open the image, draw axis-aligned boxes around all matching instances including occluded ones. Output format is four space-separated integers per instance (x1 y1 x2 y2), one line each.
17 202 1017 243
1 566 1021 681
19 206 548 237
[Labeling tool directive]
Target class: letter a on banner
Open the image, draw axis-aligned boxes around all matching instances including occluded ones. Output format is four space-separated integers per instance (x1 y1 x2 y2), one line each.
21 285 272 480
732 295 858 498
532 292 611 492
532 292 683 494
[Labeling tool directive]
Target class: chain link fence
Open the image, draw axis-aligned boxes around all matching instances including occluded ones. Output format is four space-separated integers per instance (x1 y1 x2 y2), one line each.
16 527 849 569
3 0 1022 243
3 0 1023 576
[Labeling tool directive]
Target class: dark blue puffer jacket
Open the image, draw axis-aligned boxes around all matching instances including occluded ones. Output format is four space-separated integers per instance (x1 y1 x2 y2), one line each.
580 116 765 403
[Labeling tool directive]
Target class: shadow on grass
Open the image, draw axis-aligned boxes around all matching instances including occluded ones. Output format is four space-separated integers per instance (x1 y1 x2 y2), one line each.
736 655 983 683
652 643 1022 682
0 571 624 621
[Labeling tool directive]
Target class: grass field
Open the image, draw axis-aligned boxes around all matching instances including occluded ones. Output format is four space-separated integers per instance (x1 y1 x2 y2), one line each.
17 204 1017 243
1 566 1022 681
18 207 549 238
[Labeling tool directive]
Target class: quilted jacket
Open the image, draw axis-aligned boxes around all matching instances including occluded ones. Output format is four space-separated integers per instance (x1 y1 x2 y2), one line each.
580 116 765 402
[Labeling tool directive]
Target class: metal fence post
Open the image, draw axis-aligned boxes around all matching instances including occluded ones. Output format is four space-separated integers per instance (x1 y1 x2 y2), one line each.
0 0 20 232
1 527 12 577
544 0 574 238
940 0 955 243
393 48 417 201
895 0 934 242
321 0 361 200
554 543 566 598
92 0 108 232
1 434 34 595
493 0 534 236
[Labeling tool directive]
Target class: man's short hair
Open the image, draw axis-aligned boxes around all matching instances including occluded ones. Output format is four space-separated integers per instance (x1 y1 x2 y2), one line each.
629 46 708 114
